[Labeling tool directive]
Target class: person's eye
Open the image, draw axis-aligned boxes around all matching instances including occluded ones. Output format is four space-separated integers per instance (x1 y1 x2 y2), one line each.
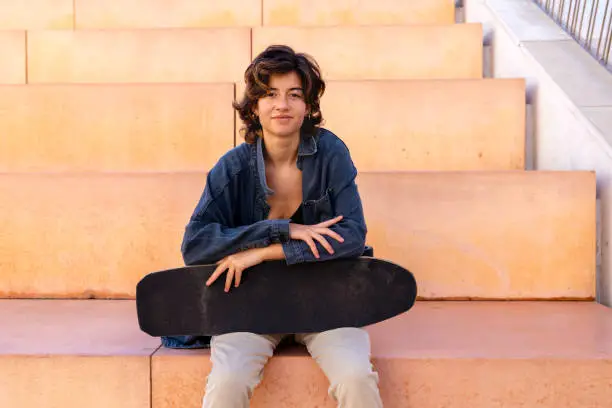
290 93 303 99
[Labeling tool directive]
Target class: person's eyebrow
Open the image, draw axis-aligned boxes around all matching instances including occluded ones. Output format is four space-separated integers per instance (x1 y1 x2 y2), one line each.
269 87 304 92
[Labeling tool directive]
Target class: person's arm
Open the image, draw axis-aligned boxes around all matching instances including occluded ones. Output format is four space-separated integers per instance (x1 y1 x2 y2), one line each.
260 243 286 261
281 143 367 265
181 170 290 266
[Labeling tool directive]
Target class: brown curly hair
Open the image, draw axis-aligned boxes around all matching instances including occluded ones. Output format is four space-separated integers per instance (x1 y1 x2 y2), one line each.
233 45 326 144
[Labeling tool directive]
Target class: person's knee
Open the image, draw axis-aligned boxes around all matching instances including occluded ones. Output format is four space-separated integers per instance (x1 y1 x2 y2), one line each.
206 367 259 395
334 369 379 390
329 368 382 407
203 369 257 408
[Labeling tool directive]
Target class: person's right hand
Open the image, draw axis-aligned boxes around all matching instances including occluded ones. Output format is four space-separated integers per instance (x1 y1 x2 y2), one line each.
289 215 345 258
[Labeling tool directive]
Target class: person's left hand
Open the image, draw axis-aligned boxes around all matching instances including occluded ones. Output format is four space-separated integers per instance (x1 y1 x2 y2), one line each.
206 248 265 292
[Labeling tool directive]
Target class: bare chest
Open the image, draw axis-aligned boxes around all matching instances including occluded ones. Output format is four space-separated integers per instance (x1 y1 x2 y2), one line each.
266 167 303 220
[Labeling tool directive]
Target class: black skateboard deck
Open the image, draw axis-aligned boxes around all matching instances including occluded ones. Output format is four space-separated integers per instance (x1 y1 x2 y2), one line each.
136 257 417 337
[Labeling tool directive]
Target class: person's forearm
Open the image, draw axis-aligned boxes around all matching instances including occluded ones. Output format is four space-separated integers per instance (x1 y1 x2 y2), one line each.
260 243 286 261
181 219 290 265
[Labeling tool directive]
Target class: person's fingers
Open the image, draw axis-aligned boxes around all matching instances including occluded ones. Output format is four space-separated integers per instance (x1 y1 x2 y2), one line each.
225 265 235 293
234 268 243 288
317 227 344 243
312 232 334 255
207 261 227 286
305 237 319 258
316 215 343 228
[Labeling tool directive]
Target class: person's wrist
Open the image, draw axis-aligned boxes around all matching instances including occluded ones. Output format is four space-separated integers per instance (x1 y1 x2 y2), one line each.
260 244 284 261
256 246 269 262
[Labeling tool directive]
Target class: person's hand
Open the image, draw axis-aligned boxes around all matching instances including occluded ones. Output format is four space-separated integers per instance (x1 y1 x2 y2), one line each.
206 248 265 292
289 215 345 258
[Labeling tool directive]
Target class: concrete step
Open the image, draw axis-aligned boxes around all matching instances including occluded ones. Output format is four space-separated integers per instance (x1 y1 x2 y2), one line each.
27 28 250 84
359 171 595 299
0 31 25 84
263 0 455 26
319 79 526 171
3 79 523 172
237 78 526 171
0 171 595 299
253 24 483 80
0 0 73 29
26 25 482 84
154 301 612 408
0 84 235 172
2 299 611 408
0 299 159 408
74 0 260 28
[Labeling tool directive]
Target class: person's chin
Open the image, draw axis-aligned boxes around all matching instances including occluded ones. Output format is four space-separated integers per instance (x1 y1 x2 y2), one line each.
270 125 301 138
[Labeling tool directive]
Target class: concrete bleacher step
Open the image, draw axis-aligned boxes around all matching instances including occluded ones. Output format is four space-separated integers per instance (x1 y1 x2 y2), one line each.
0 80 524 173
74 0 261 29
67 0 455 29
234 78 525 169
263 0 456 26
321 78 526 171
27 28 251 84
0 171 595 299
0 299 158 408
239 77 526 171
359 171 595 299
0 1 73 29
252 24 483 80
0 31 25 84
155 301 612 408
0 84 235 172
26 24 482 84
2 299 611 407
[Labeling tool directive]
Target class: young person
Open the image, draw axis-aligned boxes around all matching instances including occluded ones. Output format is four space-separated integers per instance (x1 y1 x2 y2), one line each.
164 45 383 408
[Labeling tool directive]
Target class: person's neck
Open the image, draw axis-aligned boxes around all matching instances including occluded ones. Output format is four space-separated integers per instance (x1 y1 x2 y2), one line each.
262 132 300 168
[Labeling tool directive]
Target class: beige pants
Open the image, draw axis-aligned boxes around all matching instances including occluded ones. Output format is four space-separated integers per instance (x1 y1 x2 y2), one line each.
202 327 383 408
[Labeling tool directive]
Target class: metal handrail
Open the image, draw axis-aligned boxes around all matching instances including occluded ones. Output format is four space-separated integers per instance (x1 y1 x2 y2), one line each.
533 0 612 71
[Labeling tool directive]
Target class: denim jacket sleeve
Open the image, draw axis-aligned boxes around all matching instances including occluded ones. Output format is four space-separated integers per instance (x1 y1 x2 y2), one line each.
181 164 290 266
282 140 367 265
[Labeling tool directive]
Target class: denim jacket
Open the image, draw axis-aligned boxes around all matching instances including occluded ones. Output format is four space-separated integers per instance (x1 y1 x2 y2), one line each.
161 127 367 349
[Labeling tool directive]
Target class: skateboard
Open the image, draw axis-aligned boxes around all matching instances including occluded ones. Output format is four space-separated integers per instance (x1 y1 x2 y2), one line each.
136 256 417 337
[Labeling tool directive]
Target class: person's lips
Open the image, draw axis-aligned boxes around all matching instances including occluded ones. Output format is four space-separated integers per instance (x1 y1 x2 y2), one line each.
272 115 293 119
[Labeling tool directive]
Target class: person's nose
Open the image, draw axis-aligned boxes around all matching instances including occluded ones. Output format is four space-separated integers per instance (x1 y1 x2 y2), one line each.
274 95 289 111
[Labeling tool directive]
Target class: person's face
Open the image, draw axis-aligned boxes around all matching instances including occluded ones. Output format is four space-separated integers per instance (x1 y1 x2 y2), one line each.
254 71 308 140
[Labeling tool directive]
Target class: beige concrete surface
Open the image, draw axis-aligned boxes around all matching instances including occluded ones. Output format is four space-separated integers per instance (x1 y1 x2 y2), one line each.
74 0 261 28
0 0 73 29
0 299 158 408
321 79 526 171
263 0 455 26
0 31 26 84
357 171 596 299
0 173 205 298
27 28 251 83
0 171 595 299
152 301 612 407
0 84 234 172
252 24 483 80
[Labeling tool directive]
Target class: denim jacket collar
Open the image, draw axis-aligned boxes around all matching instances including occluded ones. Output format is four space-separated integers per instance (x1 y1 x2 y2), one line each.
297 128 318 157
